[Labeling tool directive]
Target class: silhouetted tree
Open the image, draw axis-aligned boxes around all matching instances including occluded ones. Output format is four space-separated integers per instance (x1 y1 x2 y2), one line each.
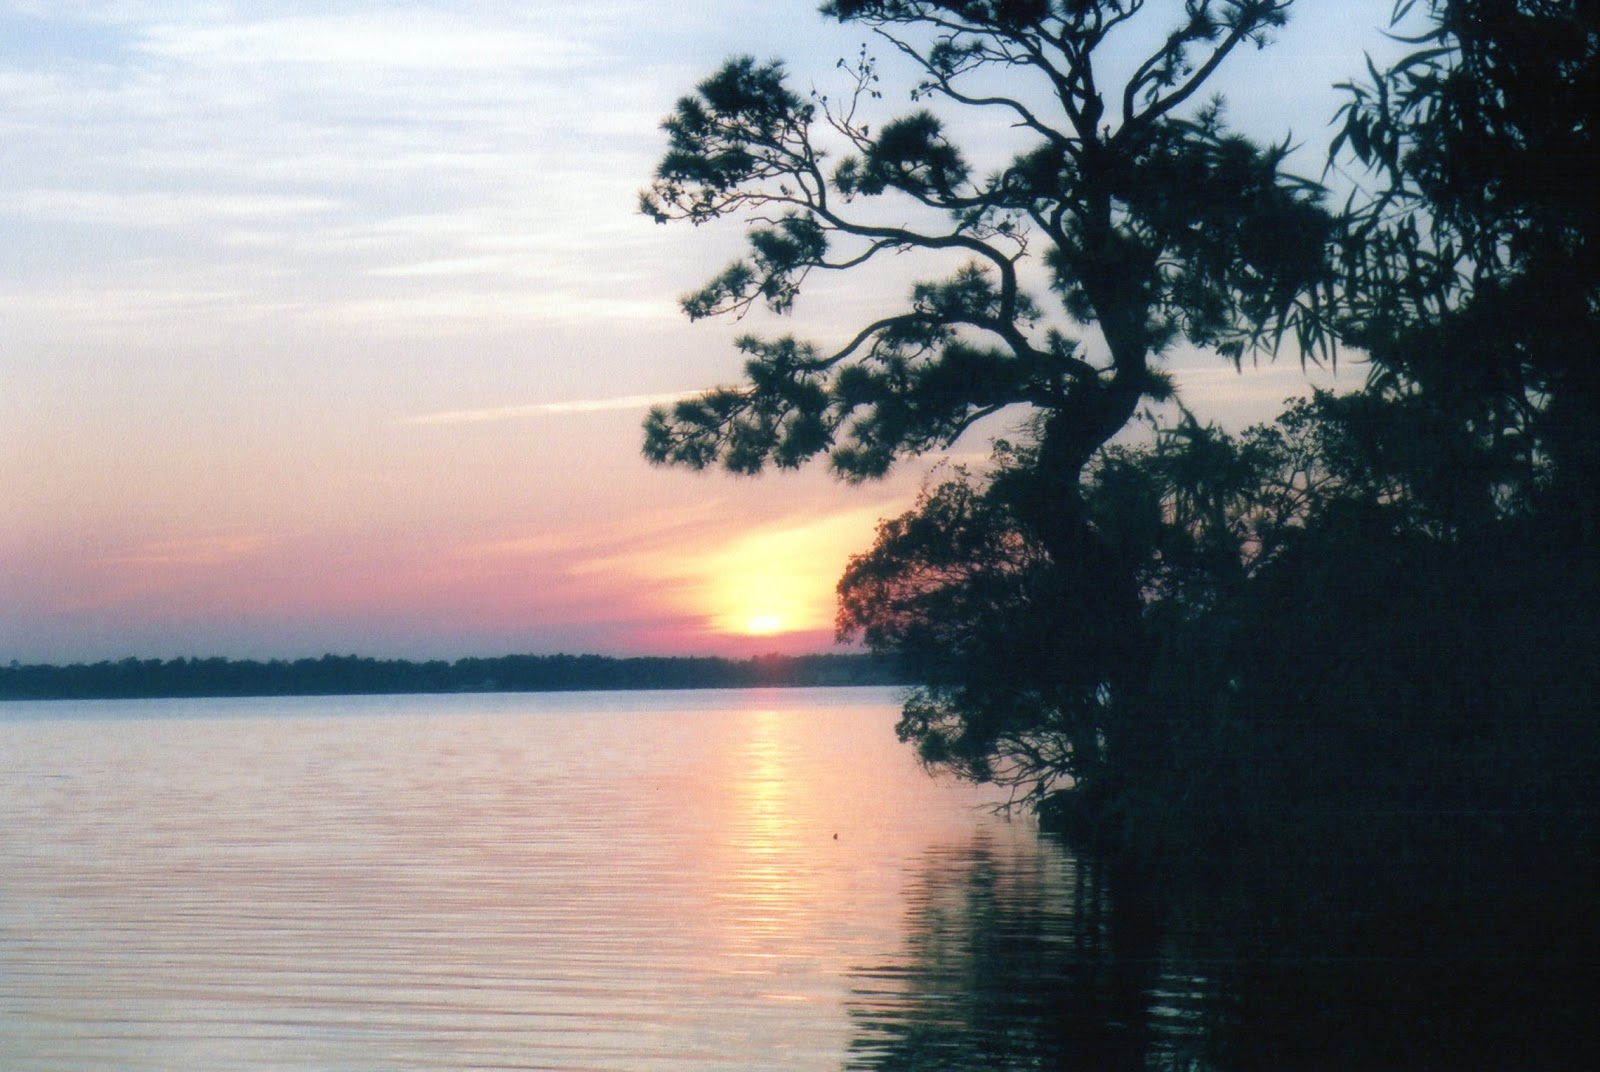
834 391 1400 809
1331 0 1600 541
643 0 1337 797
640 0 1598 854
645 1 1334 490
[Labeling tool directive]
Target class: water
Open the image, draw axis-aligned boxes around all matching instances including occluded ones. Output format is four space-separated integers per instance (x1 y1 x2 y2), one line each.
3 688 1592 1071
0 689 1083 1070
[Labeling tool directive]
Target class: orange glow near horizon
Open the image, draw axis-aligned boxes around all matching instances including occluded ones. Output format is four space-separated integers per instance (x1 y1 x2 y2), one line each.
744 614 784 636
578 502 898 649
706 568 825 639
692 507 890 641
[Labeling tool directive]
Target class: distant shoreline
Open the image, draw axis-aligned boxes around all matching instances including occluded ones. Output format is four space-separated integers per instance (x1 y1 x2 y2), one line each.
0 652 908 703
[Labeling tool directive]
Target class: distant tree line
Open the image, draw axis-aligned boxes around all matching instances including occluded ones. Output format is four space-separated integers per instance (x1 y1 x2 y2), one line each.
0 652 904 702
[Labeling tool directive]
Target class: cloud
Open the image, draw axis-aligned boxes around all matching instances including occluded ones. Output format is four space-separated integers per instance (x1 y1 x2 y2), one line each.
0 2 715 349
400 393 694 426
96 533 277 568
7 188 342 228
134 12 597 74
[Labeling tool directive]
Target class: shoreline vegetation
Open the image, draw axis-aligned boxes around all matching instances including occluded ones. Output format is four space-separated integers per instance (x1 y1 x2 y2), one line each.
0 652 906 702
635 0 1597 847
634 0 1595 939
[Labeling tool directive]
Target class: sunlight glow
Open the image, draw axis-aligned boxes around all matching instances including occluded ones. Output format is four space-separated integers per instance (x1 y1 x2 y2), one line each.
744 614 784 636
577 503 899 648
694 508 891 640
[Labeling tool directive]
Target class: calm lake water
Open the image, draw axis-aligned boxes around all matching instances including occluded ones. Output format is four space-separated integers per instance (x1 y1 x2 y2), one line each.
2 687 1592 1070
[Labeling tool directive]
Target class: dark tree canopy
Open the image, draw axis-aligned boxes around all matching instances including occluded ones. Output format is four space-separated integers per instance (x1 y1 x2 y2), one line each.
632 15 1600 1061
640 0 1343 805
642 0 1335 518
1331 0 1600 538
639 1 1598 829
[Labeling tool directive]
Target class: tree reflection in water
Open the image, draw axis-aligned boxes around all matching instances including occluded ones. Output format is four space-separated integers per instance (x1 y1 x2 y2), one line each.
843 827 1206 1072
844 824 1597 1072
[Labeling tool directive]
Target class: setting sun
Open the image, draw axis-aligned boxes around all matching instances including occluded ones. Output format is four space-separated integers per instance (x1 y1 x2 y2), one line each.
692 508 895 642
744 614 784 636
579 502 901 649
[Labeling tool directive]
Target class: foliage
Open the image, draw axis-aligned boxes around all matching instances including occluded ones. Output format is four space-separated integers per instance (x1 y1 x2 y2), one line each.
835 439 1120 802
834 391 1430 808
642 0 1334 501
641 0 1341 815
1330 0 1600 538
641 1 1599 835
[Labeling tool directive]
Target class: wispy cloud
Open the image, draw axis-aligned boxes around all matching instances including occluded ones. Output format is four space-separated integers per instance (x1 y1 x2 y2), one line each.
7 188 343 228
96 533 277 568
400 392 694 426
135 13 596 74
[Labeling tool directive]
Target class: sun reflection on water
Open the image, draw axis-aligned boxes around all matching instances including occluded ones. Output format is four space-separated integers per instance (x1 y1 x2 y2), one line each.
700 698 1004 1020
0 691 1020 1070
724 708 805 938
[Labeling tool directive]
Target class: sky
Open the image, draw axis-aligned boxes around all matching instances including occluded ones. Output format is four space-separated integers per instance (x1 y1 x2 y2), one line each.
1 0 1408 664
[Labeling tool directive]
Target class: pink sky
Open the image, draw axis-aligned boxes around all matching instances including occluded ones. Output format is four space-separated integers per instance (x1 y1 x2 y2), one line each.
0 2 1397 663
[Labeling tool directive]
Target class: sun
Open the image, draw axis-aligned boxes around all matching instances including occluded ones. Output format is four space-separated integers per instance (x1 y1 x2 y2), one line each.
744 613 785 636
618 504 895 645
